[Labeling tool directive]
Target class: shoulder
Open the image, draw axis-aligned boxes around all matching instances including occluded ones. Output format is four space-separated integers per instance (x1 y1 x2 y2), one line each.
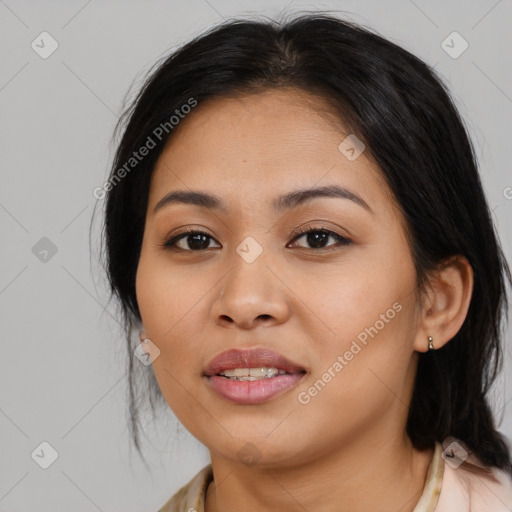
435 438 512 512
158 464 213 512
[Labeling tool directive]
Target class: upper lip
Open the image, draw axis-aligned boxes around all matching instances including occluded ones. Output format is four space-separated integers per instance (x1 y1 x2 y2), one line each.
203 347 306 376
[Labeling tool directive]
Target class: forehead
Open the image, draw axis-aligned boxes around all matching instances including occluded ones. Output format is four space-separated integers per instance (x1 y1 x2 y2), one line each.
149 89 392 212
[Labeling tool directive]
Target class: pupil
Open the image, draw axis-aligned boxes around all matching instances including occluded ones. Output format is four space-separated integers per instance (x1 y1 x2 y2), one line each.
188 233 209 250
308 231 328 248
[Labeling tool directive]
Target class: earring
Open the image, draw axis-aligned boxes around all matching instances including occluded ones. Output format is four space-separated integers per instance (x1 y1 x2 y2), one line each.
428 336 435 351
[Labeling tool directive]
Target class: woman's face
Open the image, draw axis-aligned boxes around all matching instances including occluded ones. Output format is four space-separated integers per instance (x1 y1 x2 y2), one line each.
136 88 423 467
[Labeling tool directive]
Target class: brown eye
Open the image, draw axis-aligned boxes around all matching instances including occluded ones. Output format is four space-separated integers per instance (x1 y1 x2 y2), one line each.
162 230 221 251
288 227 352 250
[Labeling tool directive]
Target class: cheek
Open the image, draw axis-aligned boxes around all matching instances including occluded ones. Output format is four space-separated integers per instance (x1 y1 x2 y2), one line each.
294 249 418 400
136 250 210 340
290 249 414 341
135 250 215 412
293 308 417 443
135 255 204 422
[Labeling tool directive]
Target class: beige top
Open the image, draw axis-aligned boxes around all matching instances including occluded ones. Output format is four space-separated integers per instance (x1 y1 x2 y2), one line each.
158 440 512 511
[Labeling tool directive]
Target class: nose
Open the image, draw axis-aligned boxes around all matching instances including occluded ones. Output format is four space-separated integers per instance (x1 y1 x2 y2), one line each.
211 249 290 330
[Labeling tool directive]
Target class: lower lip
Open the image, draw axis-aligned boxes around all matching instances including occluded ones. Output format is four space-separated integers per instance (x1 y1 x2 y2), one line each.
205 374 305 404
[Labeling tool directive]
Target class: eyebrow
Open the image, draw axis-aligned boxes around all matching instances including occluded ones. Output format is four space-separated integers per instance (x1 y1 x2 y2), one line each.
153 184 372 215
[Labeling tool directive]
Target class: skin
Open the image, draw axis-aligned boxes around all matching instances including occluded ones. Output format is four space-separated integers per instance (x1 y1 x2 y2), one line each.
135 88 473 512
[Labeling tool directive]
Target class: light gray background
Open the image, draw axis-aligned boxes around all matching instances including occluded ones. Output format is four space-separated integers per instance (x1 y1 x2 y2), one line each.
1 1 511 510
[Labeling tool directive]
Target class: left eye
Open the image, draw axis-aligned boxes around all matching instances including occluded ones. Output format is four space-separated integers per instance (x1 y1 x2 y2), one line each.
288 228 352 250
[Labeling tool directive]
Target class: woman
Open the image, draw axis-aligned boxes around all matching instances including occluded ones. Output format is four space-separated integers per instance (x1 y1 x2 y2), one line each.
101 13 512 511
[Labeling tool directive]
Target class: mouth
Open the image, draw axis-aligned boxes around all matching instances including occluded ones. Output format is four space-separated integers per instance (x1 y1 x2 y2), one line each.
203 348 307 404
217 367 293 381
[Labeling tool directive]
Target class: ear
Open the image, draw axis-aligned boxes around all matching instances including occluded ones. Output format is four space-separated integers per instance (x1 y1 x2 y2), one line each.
413 255 474 353
139 329 148 342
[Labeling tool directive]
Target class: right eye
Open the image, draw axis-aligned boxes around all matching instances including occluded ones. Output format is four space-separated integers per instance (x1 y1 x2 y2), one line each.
161 229 221 252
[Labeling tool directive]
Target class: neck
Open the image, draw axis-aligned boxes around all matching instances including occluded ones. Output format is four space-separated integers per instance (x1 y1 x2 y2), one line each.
204 432 434 512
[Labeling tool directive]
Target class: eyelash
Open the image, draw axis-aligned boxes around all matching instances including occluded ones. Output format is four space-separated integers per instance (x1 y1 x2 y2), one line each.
160 225 352 252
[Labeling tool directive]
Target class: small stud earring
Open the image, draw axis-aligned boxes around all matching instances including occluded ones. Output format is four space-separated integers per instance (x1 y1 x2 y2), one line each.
428 336 435 351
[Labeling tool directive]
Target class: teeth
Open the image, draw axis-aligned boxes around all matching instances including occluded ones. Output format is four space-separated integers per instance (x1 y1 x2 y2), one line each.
219 367 288 380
